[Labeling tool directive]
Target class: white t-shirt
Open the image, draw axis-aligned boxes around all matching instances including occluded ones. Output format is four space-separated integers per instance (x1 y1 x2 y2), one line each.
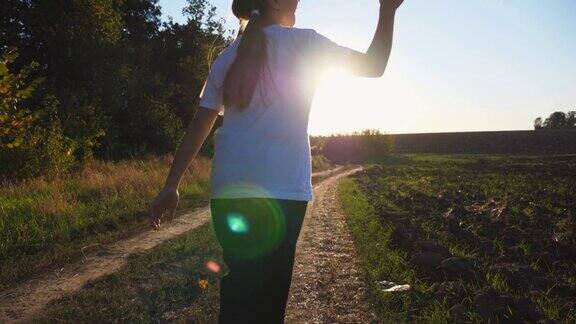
199 24 354 201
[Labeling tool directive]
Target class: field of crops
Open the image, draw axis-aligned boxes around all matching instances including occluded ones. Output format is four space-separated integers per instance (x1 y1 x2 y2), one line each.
344 155 575 323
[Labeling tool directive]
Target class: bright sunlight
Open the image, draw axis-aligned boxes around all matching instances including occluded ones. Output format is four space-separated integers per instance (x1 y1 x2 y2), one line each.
308 65 426 136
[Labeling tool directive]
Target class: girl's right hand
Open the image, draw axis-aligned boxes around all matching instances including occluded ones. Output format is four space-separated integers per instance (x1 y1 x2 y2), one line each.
149 187 180 230
380 0 405 10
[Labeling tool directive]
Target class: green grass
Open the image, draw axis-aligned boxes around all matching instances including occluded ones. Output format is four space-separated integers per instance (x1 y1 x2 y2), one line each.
33 222 223 323
0 156 213 288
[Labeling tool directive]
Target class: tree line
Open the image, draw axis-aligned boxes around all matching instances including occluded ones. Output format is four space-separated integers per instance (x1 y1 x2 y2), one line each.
534 111 576 130
1 0 231 179
319 129 395 164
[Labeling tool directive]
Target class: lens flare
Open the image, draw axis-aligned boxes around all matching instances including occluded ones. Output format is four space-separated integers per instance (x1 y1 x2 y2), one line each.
211 183 287 260
226 212 250 234
212 181 275 198
206 260 221 273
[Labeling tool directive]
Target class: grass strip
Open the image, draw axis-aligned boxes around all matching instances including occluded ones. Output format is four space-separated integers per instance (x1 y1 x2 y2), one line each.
338 177 452 323
33 221 223 323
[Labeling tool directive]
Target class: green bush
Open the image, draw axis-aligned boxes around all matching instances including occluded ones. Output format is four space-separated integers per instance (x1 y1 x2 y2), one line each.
0 49 75 179
0 119 75 179
312 154 332 172
322 129 395 164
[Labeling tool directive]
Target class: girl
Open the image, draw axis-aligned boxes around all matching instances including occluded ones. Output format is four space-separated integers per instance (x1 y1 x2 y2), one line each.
150 0 405 322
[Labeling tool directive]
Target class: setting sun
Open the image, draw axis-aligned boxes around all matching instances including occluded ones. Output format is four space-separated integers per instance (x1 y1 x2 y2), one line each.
308 66 425 136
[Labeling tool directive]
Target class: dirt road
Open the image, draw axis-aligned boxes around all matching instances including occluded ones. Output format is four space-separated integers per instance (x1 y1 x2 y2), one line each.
0 165 374 323
285 166 378 323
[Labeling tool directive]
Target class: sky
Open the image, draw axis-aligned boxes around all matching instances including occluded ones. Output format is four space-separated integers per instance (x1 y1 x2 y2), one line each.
160 0 576 135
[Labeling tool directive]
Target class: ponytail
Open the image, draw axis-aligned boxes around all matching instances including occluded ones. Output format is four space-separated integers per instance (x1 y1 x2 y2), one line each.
224 0 269 110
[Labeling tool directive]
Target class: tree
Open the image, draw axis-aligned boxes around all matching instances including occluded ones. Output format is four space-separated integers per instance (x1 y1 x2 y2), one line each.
0 47 75 178
534 117 543 130
0 48 43 150
567 111 576 128
322 129 395 164
544 112 568 129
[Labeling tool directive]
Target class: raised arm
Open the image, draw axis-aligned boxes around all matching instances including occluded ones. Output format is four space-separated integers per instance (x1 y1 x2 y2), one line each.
149 107 220 230
348 0 405 78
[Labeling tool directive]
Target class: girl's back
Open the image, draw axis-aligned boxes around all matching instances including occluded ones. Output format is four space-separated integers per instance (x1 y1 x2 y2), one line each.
200 24 354 201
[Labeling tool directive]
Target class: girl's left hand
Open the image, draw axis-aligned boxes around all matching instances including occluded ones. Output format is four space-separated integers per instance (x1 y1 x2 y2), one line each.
149 187 180 230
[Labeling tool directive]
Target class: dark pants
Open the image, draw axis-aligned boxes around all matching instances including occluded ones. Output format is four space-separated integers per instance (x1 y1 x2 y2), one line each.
210 197 308 324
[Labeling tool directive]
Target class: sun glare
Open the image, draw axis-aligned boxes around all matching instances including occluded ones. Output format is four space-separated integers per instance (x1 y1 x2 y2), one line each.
308 67 426 136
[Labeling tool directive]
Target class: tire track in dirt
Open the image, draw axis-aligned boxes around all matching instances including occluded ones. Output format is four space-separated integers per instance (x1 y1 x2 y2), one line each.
285 166 379 324
0 166 357 323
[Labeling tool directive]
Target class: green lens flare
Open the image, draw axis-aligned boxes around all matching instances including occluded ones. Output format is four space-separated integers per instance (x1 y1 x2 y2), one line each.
226 212 250 234
211 182 287 260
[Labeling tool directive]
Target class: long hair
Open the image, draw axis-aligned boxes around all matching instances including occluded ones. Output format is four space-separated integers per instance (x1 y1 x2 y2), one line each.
223 0 269 110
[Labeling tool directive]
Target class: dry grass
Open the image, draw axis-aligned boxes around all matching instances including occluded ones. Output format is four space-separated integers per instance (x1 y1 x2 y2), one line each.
0 155 212 288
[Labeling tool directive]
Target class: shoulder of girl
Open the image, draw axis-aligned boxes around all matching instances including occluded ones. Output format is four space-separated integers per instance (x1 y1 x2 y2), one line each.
292 27 317 37
284 27 319 46
212 41 239 64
